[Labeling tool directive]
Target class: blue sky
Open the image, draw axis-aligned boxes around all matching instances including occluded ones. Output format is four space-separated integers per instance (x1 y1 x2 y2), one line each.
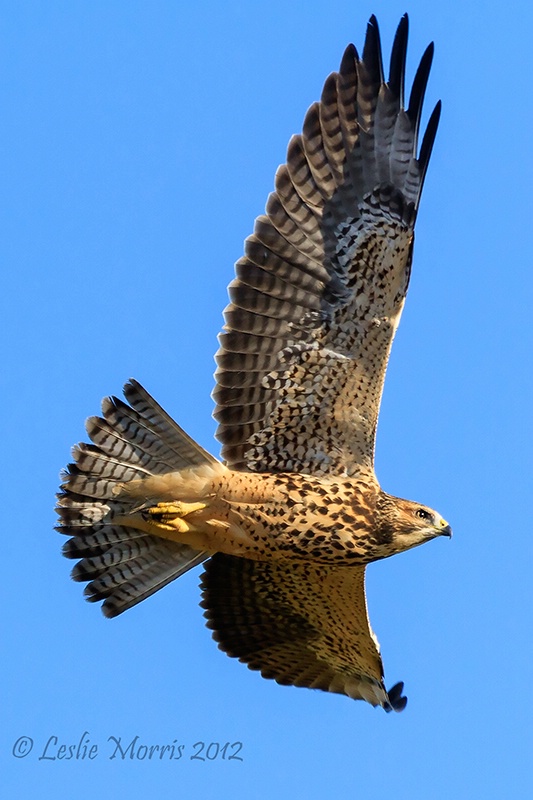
2 1 532 797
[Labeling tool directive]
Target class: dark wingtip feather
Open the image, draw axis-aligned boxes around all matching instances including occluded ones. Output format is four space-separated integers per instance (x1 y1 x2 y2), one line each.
418 100 442 190
395 695 408 712
363 14 384 85
384 680 408 712
407 41 435 136
123 377 143 400
388 14 408 104
340 42 358 72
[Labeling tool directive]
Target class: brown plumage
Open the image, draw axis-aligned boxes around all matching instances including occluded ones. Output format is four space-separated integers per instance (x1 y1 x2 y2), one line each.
56 14 450 712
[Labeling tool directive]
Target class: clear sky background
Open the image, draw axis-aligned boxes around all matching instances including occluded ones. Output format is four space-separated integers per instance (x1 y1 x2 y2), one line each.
2 1 532 798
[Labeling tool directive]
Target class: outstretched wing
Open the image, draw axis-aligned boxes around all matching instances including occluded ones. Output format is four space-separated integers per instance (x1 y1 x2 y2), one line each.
214 15 440 475
201 555 406 711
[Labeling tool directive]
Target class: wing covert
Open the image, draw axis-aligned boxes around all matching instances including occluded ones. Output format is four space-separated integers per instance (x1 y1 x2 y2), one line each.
200 555 406 711
214 14 440 475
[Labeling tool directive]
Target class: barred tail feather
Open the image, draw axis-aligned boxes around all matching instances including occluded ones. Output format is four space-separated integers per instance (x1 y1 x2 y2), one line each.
56 379 214 617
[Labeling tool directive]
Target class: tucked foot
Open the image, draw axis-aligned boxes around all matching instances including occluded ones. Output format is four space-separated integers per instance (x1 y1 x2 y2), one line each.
114 501 208 539
143 501 208 532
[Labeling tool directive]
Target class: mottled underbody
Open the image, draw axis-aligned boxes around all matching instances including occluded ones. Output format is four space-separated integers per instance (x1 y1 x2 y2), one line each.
113 465 450 566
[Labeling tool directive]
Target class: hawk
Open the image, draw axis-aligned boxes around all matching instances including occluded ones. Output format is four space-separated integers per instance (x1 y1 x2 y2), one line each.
57 14 450 712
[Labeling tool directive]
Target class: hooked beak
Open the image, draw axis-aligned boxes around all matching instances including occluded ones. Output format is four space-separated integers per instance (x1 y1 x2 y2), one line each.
438 520 452 538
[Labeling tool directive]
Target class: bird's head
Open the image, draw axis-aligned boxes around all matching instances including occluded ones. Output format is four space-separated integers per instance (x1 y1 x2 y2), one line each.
374 492 452 559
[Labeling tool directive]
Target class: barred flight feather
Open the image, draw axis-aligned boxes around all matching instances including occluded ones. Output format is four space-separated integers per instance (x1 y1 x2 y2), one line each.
214 14 440 472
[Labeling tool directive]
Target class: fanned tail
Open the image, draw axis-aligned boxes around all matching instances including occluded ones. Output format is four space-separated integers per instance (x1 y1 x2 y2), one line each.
56 379 216 617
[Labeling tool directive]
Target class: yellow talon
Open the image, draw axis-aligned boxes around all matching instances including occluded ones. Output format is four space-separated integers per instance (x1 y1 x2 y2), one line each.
145 501 207 518
114 501 208 539
143 501 207 533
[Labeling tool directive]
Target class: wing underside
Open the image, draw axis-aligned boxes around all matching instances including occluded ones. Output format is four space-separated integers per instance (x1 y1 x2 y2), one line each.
201 554 406 710
214 15 440 475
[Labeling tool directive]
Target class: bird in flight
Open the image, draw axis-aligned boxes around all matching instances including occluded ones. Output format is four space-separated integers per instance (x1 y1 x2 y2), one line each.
57 14 450 712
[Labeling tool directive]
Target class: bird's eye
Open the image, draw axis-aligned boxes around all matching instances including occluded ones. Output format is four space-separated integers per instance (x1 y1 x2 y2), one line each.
415 508 432 521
